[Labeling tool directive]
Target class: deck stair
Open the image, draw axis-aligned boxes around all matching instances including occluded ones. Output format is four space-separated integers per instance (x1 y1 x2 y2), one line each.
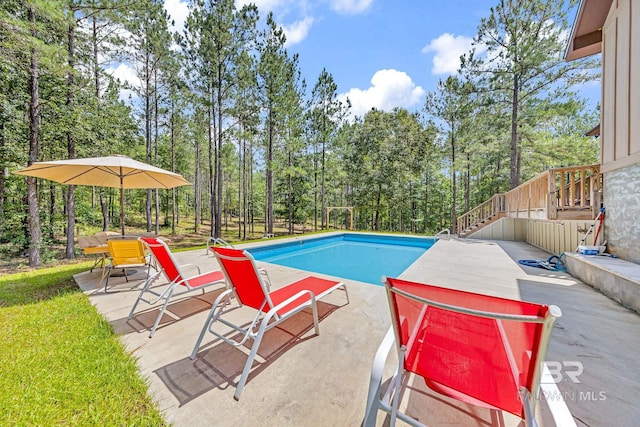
457 194 506 237
456 164 640 317
457 164 601 237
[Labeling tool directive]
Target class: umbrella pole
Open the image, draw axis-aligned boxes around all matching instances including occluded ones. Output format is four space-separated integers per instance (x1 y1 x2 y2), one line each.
120 172 125 235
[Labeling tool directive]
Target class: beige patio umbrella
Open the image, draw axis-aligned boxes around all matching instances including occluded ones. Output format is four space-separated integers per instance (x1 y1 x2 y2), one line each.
15 155 191 235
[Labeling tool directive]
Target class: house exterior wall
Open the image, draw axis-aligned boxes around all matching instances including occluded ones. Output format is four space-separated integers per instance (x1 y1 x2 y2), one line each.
468 218 527 242
600 0 640 263
603 164 640 263
468 218 602 256
601 0 640 171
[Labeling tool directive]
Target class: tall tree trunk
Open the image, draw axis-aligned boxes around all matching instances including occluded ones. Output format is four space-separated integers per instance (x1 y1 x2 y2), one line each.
237 124 242 239
100 189 108 231
465 151 471 212
92 17 108 230
249 138 254 235
321 140 326 229
215 90 223 238
265 108 274 236
374 186 382 231
510 74 519 189
145 51 152 233
170 103 176 235
176 188 180 225
288 149 293 234
313 141 318 231
243 136 248 240
26 5 41 267
0 123 5 234
49 183 55 241
423 172 429 234
154 69 159 235
194 128 201 233
450 126 457 234
66 15 76 258
208 90 215 238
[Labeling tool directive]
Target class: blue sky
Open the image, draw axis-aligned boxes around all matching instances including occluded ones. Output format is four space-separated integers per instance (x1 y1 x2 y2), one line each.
145 0 600 119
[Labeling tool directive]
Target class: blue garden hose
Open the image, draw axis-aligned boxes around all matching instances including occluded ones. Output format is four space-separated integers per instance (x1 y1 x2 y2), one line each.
518 254 566 272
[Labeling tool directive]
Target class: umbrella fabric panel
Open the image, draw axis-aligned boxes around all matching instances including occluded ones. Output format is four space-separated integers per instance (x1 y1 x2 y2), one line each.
14 155 191 235
14 156 190 189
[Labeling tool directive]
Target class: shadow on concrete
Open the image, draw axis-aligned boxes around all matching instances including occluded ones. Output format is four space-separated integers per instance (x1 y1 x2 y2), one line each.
370 374 506 427
155 301 342 406
516 276 640 427
493 241 640 426
116 288 227 335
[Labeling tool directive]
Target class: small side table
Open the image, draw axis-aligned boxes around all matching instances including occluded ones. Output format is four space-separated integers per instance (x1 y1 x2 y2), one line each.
83 245 110 274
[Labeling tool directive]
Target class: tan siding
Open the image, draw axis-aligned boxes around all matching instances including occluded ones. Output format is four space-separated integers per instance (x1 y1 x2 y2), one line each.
468 219 607 256
616 0 630 160
602 11 616 165
601 0 640 170
631 0 640 155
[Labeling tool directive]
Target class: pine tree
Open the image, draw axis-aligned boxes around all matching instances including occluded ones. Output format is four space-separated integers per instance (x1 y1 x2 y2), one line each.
461 0 599 188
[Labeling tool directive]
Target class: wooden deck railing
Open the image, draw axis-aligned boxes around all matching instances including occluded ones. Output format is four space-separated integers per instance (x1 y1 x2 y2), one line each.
457 164 602 236
549 164 602 218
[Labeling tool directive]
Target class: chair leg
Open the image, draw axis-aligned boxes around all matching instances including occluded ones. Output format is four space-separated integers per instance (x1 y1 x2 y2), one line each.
364 328 395 427
191 289 234 359
389 351 406 427
89 255 101 273
520 388 538 427
148 285 177 338
234 318 270 400
311 297 320 336
363 380 382 427
128 273 158 320
103 266 113 293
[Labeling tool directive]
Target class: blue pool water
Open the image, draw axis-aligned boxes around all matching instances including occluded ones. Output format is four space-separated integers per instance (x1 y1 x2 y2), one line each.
248 234 436 286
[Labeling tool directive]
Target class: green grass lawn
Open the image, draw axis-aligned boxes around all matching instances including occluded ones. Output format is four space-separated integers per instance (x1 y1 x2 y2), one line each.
0 262 167 426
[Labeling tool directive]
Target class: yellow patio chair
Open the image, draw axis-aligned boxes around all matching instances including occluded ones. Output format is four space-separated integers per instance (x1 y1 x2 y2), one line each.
102 238 150 293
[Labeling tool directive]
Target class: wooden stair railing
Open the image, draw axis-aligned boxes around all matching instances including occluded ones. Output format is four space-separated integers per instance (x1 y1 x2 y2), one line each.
457 164 602 237
457 194 506 237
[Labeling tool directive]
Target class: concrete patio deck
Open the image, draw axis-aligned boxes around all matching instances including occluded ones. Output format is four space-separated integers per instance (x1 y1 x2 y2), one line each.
74 235 640 426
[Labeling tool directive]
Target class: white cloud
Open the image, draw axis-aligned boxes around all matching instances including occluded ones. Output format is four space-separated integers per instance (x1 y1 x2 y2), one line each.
339 69 425 119
284 16 314 46
164 0 189 34
329 0 373 14
422 33 480 75
236 0 287 13
107 63 145 105
106 63 141 89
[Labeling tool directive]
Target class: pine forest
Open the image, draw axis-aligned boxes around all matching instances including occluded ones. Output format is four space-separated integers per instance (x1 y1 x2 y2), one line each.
1 0 600 267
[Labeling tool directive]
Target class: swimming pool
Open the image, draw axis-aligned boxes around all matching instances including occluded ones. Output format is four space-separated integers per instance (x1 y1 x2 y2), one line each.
248 233 436 285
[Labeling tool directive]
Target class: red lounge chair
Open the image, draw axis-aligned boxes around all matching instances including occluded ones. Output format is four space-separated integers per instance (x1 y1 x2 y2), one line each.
205 237 234 255
128 237 225 337
191 246 349 400
364 277 562 427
